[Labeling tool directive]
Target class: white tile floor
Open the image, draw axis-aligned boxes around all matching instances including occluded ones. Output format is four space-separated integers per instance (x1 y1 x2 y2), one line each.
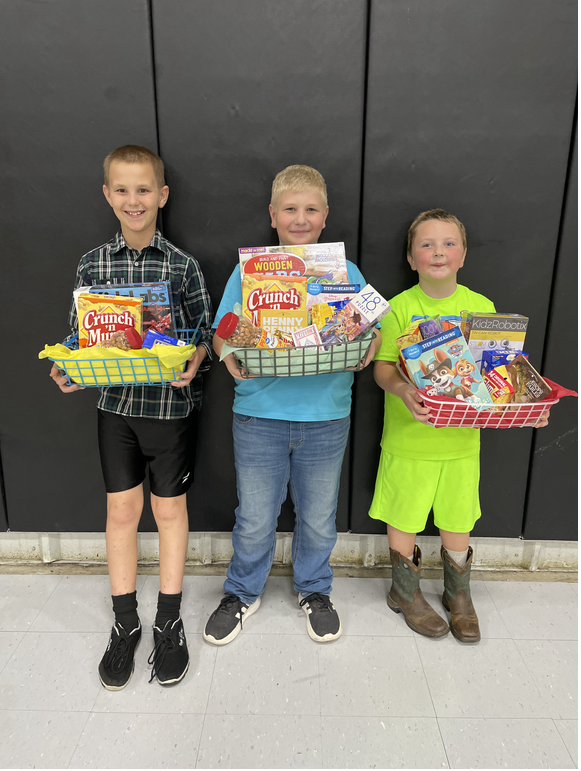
0 572 577 769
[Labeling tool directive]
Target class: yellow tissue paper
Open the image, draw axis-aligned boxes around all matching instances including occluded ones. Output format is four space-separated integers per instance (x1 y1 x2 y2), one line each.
39 343 195 387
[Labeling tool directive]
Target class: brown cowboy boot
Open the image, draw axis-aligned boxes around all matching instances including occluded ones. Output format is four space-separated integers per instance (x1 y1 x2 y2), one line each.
387 546 449 637
441 546 481 643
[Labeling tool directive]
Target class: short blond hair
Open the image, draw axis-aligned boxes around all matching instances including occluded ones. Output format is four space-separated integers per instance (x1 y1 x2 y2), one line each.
103 145 165 189
271 165 328 207
407 208 467 255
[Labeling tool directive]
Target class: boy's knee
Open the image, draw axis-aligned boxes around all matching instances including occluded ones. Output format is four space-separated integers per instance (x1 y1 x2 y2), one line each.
106 489 143 528
151 494 188 525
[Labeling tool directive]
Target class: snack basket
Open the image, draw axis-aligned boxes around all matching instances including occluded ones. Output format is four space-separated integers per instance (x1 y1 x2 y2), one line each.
398 363 570 428
421 389 560 429
47 329 200 387
232 333 374 378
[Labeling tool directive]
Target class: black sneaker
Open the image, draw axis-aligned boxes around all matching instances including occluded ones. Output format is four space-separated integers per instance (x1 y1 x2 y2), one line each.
148 617 189 686
98 621 142 690
203 594 261 646
299 593 342 642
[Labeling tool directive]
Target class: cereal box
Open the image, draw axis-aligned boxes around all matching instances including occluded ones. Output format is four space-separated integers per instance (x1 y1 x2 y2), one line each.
77 293 142 348
241 274 308 337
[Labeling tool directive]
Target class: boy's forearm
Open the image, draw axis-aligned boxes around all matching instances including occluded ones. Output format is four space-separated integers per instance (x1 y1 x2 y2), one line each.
373 360 409 397
213 333 224 357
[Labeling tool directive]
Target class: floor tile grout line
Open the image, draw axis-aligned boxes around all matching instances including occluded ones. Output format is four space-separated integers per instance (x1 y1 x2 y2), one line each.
5 706 571 720
0 630 28 676
552 716 578 768
551 717 578 767
316 645 325 769
512 639 571 720
434 717 452 769
20 572 65 634
477 579 513 638
0 706 211 715
64 709 94 770
410 636 438 719
193 643 219 768
482 580 516 641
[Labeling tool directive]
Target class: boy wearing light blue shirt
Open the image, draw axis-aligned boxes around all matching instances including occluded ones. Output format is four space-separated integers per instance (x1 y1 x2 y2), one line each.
204 165 380 645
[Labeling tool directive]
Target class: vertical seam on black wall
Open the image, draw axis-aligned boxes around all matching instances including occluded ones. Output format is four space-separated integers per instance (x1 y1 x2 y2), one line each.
0 440 9 530
520 92 577 538
347 0 373 532
147 0 165 234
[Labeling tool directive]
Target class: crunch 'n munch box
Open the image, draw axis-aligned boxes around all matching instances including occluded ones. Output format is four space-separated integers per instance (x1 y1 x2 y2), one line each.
77 293 142 348
241 274 308 337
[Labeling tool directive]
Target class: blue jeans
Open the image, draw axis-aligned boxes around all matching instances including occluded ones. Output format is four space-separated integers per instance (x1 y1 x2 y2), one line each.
224 414 351 604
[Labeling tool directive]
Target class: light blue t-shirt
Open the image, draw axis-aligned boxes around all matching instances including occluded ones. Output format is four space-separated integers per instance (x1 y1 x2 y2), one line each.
213 260 366 421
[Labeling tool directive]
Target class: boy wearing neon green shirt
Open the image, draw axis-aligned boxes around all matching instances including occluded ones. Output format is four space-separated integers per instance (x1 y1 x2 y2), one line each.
370 208 547 643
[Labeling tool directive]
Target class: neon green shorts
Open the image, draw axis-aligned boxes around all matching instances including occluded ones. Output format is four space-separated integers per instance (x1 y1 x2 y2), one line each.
368 451 481 534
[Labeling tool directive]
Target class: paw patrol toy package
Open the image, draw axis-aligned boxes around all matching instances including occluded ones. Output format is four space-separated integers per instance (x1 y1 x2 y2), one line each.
402 326 493 406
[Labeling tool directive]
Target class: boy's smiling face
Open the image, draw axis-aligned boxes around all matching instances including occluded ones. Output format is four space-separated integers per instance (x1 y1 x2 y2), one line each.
269 189 328 246
103 160 168 247
408 219 466 295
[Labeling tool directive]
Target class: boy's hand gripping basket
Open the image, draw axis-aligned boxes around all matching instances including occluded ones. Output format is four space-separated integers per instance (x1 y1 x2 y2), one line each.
41 329 200 387
230 333 374 378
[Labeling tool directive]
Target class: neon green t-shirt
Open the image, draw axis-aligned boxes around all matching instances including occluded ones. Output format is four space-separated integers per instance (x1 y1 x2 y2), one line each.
376 283 495 460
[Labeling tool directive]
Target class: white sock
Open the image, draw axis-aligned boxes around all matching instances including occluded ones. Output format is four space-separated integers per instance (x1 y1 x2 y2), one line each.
446 548 469 568
406 554 414 561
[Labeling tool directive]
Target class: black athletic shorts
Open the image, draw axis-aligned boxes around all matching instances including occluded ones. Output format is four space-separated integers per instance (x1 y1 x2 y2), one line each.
97 409 198 497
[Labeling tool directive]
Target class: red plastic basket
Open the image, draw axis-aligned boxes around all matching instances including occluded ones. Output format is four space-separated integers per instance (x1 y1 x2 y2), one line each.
421 392 559 428
408 374 574 429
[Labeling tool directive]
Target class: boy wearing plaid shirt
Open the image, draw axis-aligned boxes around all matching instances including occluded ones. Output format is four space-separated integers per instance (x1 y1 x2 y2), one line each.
51 146 213 688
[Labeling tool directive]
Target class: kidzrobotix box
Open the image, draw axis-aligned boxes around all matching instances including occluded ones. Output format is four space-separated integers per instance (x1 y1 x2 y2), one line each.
401 326 493 406
461 312 528 373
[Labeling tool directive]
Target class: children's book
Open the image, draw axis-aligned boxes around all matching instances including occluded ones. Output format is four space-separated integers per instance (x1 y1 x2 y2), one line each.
401 326 493 406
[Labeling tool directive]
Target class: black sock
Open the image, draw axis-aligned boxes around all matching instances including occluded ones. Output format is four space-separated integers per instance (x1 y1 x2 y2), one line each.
112 591 139 632
155 591 182 630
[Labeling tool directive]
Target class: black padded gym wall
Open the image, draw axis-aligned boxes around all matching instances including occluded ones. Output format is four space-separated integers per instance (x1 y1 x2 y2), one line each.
151 0 368 532
350 0 577 537
0 1 576 539
0 0 159 531
524 122 578 541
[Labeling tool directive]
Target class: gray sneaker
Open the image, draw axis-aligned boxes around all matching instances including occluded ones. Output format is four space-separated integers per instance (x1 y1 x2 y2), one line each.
299 593 342 642
203 594 261 646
